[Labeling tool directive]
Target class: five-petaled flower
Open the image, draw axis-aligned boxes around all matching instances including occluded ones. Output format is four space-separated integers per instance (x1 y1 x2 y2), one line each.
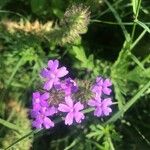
60 78 78 96
31 92 49 112
41 60 68 90
32 105 57 129
92 77 112 96
58 96 85 125
31 92 57 129
88 96 112 117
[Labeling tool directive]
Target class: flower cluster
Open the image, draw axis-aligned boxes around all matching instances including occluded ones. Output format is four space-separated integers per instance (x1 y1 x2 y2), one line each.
88 77 113 117
31 60 113 129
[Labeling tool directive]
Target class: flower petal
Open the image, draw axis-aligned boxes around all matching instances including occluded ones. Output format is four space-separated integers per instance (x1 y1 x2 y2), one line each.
57 67 68 77
65 112 73 125
103 87 112 95
43 80 54 90
32 116 43 129
32 120 42 129
74 102 84 111
58 104 70 112
65 96 73 107
94 108 102 117
40 68 50 78
48 60 59 71
88 99 96 107
45 106 57 116
102 98 112 106
41 92 49 100
104 79 112 87
103 107 112 116
96 77 103 84
43 117 54 129
74 112 85 123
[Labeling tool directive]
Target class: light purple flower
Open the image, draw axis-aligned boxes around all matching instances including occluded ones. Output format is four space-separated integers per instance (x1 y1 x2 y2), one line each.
58 96 85 125
32 92 49 111
92 77 112 96
41 60 69 90
60 78 78 96
32 106 57 129
88 96 112 117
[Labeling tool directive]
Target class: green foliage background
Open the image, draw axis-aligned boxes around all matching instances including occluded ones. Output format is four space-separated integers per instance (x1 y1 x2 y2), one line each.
0 0 150 149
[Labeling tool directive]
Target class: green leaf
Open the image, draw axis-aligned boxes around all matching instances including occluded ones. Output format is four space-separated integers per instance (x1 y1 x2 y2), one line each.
72 46 87 63
131 0 139 15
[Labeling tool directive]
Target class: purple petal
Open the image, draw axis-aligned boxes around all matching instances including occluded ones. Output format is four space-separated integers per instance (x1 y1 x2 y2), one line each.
43 117 54 129
32 120 42 129
103 87 112 95
45 106 57 116
32 92 40 102
32 117 43 129
104 79 112 87
33 103 41 111
74 112 85 123
65 112 73 125
94 108 102 117
74 102 84 111
43 80 54 90
48 60 59 71
30 109 40 118
40 68 50 78
103 107 112 116
102 98 112 106
40 100 49 107
96 77 103 84
57 67 68 77
65 96 73 107
41 92 49 100
88 100 97 107
96 77 102 83
58 104 70 112
92 86 102 95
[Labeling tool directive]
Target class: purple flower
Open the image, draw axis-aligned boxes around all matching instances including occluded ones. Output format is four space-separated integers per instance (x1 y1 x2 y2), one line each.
32 106 57 129
88 96 112 117
41 60 68 90
32 92 49 111
92 77 112 96
60 78 78 96
31 91 57 129
58 96 85 125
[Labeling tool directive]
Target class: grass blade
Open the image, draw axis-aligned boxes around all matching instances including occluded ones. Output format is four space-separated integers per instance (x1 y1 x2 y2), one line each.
0 118 22 133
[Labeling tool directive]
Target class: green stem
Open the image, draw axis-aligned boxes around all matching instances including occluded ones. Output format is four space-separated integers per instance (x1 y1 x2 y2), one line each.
106 81 150 124
131 0 142 40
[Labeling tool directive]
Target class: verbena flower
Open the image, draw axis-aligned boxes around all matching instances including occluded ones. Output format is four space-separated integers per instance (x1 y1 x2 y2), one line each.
31 91 57 129
31 92 49 112
92 77 112 96
60 78 78 96
88 96 112 117
32 106 57 129
58 96 85 125
41 60 68 90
